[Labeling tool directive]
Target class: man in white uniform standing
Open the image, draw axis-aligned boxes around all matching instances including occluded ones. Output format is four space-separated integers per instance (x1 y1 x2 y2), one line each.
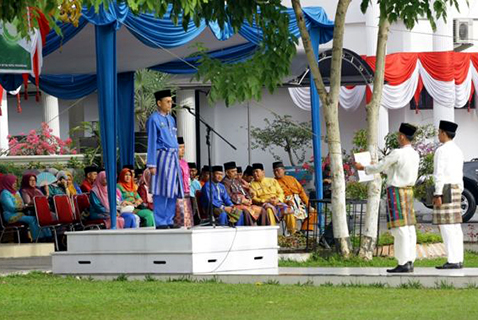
355 123 419 273
433 120 464 269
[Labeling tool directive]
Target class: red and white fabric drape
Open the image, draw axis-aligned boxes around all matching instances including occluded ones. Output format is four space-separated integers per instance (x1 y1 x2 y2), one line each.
289 51 478 112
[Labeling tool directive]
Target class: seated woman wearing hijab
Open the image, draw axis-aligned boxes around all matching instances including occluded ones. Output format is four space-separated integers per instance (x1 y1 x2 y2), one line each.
137 168 154 211
66 171 82 196
0 174 51 241
88 171 137 229
48 171 69 197
20 174 45 216
117 168 155 227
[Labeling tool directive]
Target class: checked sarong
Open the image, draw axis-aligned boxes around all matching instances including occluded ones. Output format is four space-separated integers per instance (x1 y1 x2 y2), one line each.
433 184 462 225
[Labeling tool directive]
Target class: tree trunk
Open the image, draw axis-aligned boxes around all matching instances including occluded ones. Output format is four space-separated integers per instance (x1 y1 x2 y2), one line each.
359 17 390 260
285 139 296 166
291 0 352 256
323 101 352 256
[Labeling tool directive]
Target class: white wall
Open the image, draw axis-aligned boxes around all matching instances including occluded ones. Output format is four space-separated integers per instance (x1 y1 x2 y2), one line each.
198 88 315 176
4 92 99 144
6 95 69 140
196 87 369 177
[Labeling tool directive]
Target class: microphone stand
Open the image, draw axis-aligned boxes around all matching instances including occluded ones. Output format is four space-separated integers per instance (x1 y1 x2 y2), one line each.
183 107 237 227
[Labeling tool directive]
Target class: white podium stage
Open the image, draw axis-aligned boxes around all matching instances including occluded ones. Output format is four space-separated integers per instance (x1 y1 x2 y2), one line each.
52 226 279 275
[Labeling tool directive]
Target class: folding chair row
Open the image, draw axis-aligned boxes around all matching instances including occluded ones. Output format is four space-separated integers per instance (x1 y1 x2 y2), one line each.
72 194 106 230
33 196 64 250
0 206 27 243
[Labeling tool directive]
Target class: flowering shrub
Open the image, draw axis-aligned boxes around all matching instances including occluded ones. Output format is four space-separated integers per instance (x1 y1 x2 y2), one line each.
7 122 77 156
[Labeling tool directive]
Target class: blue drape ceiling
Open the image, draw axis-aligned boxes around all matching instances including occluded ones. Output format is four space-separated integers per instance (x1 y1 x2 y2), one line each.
0 4 334 92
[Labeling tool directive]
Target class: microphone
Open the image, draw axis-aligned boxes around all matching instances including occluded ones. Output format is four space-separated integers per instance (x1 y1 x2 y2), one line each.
180 105 196 115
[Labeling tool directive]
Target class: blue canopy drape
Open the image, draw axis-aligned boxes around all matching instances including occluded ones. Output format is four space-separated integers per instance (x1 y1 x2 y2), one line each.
95 23 118 227
0 2 335 219
117 72 135 167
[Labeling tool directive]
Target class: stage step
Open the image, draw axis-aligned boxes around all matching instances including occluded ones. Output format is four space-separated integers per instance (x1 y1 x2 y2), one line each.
53 226 279 275
66 226 278 254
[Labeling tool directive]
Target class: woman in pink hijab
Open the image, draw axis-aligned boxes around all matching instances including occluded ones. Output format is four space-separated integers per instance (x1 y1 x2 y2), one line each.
88 171 126 229
137 168 153 211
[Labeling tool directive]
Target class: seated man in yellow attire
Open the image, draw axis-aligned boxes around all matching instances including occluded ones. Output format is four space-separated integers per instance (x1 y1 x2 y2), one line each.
249 163 295 234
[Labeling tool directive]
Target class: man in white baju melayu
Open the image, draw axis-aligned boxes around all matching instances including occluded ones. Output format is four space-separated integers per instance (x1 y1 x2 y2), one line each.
433 120 464 270
355 123 419 273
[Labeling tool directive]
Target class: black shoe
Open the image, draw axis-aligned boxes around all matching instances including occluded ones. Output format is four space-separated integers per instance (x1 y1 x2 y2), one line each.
436 262 463 270
387 262 413 273
169 225 180 229
156 225 169 230
407 261 414 272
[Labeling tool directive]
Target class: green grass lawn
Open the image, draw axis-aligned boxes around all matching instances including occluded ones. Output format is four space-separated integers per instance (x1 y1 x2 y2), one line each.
279 251 478 268
1 273 478 320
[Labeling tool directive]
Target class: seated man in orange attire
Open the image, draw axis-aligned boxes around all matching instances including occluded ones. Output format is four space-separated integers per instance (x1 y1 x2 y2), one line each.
273 161 309 233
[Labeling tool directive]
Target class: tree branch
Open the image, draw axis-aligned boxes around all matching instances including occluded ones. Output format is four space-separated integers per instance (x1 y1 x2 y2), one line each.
328 0 352 105
291 0 328 105
368 16 390 108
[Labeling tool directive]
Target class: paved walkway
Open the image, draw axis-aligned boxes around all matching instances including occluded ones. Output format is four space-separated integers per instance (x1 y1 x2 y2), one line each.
0 256 51 275
2 256 478 287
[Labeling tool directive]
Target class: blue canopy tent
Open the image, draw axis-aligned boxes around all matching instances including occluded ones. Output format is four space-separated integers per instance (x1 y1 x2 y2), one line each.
0 2 334 228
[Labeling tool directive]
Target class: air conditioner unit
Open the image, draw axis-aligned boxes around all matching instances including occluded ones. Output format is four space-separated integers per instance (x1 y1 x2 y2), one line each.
454 19 473 44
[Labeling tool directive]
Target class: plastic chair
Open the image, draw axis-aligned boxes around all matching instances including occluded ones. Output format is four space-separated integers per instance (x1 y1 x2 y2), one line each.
73 194 105 230
195 190 209 220
0 206 27 243
53 195 76 231
33 196 61 250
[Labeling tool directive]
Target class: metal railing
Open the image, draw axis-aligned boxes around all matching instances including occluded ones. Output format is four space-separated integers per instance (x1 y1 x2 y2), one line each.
301 198 381 252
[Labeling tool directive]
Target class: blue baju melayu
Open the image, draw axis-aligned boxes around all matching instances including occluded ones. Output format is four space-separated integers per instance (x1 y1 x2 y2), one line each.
146 111 183 227
201 181 244 226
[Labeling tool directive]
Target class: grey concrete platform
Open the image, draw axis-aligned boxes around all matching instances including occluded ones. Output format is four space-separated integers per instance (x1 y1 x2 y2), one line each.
0 256 51 275
3 256 478 287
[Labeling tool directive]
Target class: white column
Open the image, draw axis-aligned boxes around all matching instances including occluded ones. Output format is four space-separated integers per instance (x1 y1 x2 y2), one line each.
366 1 389 147
41 92 61 137
0 89 9 152
176 89 196 162
432 1 454 128
365 0 379 54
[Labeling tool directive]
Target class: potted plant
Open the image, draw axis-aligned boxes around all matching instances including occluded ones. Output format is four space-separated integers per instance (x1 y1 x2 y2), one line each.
134 69 173 153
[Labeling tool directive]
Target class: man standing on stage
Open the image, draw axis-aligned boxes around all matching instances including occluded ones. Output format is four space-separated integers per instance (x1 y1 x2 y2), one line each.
355 123 419 273
433 121 464 269
146 89 183 229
